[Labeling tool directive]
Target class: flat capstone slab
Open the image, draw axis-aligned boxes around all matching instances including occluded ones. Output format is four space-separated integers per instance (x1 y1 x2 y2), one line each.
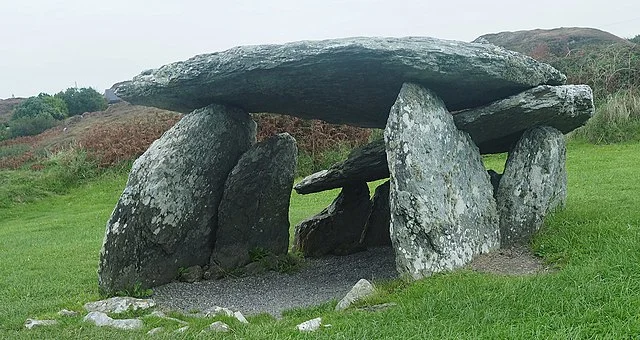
113 36 566 128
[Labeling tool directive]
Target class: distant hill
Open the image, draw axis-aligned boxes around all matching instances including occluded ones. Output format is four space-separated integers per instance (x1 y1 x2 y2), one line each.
474 27 632 60
0 98 25 124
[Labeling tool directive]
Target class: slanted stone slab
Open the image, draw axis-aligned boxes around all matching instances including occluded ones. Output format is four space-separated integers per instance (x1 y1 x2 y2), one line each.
360 180 391 247
293 182 371 257
386 83 499 279
294 139 387 194
98 104 256 294
113 37 565 127
455 85 593 153
212 133 298 270
496 126 567 247
294 85 592 194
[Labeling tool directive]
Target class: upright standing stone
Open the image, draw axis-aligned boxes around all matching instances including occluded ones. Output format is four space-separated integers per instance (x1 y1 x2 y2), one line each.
211 133 298 270
98 104 256 294
293 182 371 257
361 180 391 247
385 83 499 279
496 126 567 247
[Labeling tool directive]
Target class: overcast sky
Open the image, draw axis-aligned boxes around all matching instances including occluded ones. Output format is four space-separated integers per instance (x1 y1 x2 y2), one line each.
1 0 638 99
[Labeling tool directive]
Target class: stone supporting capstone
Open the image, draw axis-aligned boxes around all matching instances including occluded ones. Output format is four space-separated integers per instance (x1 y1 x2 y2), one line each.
360 180 391 247
385 83 499 279
496 126 567 247
211 133 298 270
293 182 371 257
98 104 256 294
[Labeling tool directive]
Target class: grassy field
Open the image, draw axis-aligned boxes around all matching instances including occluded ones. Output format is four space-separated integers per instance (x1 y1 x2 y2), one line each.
1 140 639 338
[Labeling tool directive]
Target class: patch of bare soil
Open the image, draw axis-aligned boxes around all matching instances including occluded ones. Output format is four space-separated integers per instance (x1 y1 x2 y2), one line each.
469 246 552 275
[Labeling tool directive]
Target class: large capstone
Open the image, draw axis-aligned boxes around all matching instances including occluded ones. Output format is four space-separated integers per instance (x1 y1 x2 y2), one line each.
454 85 593 153
293 182 371 257
113 37 565 127
385 83 499 279
98 104 256 294
360 180 391 247
211 133 298 270
496 126 567 247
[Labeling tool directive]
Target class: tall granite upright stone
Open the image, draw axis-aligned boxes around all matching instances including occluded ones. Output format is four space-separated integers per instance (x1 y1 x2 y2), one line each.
98 104 256 294
211 133 298 270
385 83 499 279
496 126 567 247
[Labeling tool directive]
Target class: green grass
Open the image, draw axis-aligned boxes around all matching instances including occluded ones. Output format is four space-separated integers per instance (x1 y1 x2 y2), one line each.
1 141 640 338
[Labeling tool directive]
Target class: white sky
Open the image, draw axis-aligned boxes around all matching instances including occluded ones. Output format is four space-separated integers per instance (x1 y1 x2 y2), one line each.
1 0 639 99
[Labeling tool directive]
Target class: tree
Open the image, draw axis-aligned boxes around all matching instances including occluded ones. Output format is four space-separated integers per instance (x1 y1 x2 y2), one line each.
55 87 107 116
630 35 640 44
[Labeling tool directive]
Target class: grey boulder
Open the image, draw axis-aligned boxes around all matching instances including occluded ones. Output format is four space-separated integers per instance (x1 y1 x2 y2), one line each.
386 83 499 279
83 311 143 330
113 36 565 127
496 126 567 247
211 133 297 270
84 297 156 314
98 104 256 294
293 182 371 257
360 181 391 247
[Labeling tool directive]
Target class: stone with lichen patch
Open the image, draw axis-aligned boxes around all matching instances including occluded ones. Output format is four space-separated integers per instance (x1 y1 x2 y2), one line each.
496 126 567 247
98 104 256 294
385 83 499 279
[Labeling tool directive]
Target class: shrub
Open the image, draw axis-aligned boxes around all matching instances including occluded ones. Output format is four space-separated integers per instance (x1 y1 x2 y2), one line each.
571 90 640 144
12 94 68 121
8 114 58 139
55 87 107 116
629 35 640 44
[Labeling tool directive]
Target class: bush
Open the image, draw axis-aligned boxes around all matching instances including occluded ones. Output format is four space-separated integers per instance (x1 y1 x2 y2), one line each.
55 87 107 116
549 43 640 102
8 115 58 139
571 90 640 144
12 94 68 121
629 35 640 44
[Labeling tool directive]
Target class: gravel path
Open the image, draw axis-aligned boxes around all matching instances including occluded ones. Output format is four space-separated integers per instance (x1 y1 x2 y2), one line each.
152 247 398 317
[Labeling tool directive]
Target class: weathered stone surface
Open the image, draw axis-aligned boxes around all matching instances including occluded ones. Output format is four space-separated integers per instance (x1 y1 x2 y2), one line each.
360 181 391 247
294 139 387 194
488 170 503 198
211 133 297 270
24 319 57 329
294 85 592 193
454 85 593 153
293 183 371 257
497 126 567 247
178 265 203 283
386 83 499 279
83 311 143 330
296 317 322 332
58 309 78 317
84 297 156 314
205 321 231 333
98 104 256 294
113 37 565 128
335 279 376 311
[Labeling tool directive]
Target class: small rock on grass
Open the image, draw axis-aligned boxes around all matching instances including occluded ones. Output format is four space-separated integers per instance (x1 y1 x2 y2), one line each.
335 279 375 311
58 309 78 317
150 310 188 325
83 311 143 330
84 296 155 313
206 321 231 333
174 326 189 333
296 317 322 332
24 319 57 329
147 327 164 335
